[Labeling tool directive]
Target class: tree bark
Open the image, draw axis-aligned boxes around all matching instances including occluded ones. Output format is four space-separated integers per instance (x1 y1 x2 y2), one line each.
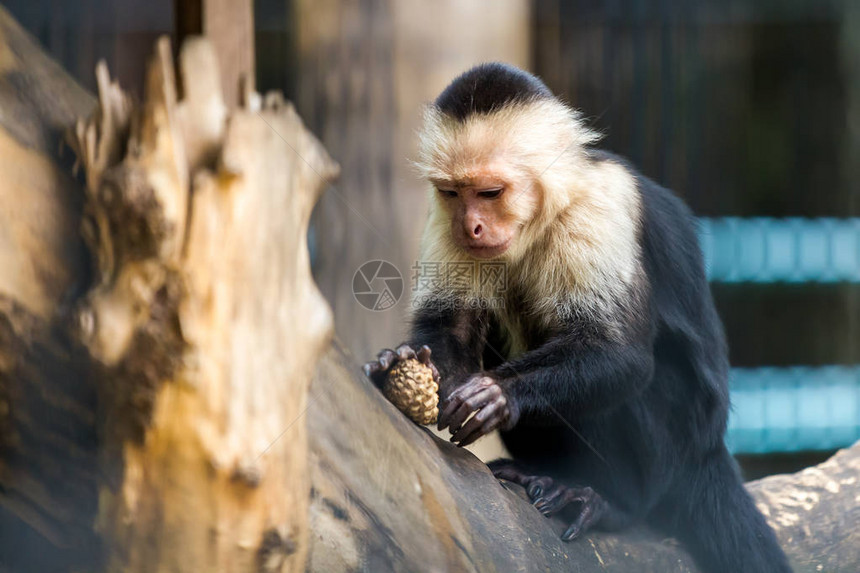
68 37 335 572
0 6 99 564
0 9 336 571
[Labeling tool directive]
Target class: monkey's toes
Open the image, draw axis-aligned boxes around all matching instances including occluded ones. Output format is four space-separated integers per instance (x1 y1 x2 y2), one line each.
559 487 607 541
526 476 555 501
532 481 575 515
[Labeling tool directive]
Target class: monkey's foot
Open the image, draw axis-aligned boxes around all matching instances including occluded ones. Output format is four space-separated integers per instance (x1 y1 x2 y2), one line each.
537 483 607 541
489 461 607 542
489 460 555 500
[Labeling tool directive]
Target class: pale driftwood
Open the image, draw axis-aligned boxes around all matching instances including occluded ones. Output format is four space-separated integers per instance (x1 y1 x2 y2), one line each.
69 37 336 573
307 342 860 573
0 21 336 573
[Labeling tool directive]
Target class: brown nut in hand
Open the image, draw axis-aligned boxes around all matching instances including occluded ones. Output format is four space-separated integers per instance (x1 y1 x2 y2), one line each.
383 358 439 425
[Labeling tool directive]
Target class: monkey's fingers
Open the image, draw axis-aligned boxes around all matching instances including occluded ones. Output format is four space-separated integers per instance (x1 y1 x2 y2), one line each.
439 383 500 433
489 465 522 483
375 348 398 370
362 361 387 388
489 464 555 501
416 345 441 382
362 347 400 388
525 476 555 500
437 384 473 430
561 501 603 540
416 345 432 363
439 374 494 410
445 388 499 434
533 484 574 516
450 409 488 445
451 400 506 446
395 343 417 362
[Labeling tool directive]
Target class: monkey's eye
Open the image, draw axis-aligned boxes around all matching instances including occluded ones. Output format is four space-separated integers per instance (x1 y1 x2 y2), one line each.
437 188 458 198
477 188 503 199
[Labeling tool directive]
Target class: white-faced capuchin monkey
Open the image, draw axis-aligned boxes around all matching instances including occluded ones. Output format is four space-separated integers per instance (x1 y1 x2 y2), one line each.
363 63 791 573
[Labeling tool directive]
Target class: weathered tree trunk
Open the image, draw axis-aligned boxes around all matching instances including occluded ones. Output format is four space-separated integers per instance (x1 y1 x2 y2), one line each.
1 6 859 573
0 6 336 570
0 5 99 564
70 39 336 572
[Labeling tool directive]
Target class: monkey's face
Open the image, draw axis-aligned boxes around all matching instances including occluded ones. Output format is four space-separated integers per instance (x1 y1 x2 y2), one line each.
433 172 537 260
417 98 593 263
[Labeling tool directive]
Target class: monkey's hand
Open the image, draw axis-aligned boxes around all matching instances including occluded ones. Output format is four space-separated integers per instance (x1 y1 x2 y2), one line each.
362 343 440 389
437 374 520 447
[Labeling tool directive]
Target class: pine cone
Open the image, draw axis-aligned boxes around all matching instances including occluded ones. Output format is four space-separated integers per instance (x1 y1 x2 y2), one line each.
383 359 439 425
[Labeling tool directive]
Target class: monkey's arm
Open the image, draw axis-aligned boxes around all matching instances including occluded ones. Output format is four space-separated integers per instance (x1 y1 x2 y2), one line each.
492 333 655 422
439 327 654 446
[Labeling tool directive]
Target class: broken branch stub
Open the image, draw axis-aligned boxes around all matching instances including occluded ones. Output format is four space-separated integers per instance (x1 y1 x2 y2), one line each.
70 36 337 572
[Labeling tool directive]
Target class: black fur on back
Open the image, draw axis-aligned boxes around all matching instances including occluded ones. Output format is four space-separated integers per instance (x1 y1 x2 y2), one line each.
434 62 553 121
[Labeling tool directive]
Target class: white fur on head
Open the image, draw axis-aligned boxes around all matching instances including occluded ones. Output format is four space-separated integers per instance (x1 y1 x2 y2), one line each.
413 98 643 338
416 98 600 221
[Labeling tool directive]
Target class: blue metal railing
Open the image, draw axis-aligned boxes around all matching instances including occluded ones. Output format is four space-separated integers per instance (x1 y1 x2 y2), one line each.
699 218 860 283
726 366 860 454
699 218 860 454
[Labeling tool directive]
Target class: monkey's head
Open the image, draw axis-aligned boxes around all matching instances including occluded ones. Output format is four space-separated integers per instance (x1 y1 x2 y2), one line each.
416 63 599 262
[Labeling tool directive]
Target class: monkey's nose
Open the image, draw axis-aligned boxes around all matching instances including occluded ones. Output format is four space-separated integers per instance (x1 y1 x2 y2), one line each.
471 224 483 238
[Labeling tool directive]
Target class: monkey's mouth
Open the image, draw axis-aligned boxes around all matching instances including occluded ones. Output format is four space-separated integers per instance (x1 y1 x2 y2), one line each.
463 239 512 259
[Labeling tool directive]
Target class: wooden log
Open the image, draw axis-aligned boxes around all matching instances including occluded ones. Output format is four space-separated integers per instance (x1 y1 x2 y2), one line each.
0 4 93 319
307 341 860 573
67 37 336 572
0 6 98 563
0 11 337 570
